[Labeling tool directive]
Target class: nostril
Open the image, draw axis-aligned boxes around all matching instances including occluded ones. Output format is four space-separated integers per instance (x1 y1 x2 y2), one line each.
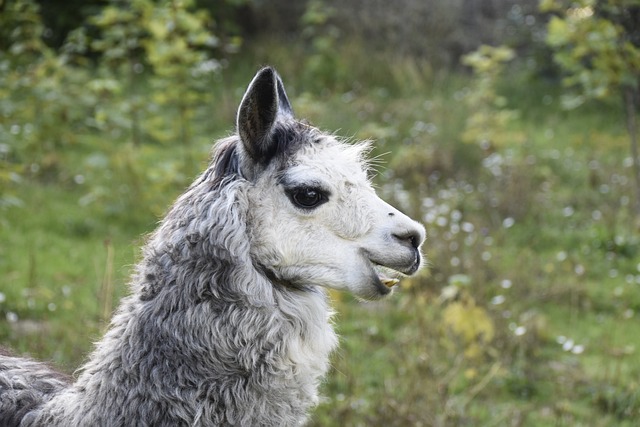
393 230 422 249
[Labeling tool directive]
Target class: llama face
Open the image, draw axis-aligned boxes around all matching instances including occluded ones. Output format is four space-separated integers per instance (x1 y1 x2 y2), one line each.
237 68 425 300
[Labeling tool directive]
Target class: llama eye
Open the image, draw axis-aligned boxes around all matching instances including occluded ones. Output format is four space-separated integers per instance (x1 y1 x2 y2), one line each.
288 187 327 209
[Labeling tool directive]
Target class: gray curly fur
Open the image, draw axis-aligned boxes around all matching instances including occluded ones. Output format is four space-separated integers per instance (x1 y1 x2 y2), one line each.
0 67 424 426
0 349 71 426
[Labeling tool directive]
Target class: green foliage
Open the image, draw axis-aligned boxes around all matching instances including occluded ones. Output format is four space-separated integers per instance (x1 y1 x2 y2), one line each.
84 0 223 153
461 45 523 151
441 276 496 360
0 0 238 231
542 0 640 215
543 0 640 101
0 0 95 184
300 0 345 93
88 0 148 70
0 0 48 60
143 0 220 143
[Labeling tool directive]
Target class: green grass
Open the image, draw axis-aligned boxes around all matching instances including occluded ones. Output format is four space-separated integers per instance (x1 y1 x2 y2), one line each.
0 183 143 369
1 53 640 425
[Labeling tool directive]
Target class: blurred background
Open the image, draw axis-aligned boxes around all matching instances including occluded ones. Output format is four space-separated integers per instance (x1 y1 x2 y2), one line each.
1 0 640 425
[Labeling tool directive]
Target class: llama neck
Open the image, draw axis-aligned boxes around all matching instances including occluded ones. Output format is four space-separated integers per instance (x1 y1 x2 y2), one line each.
37 235 337 425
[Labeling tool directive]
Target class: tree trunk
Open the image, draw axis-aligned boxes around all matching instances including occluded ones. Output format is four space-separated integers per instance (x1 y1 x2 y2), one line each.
624 86 640 216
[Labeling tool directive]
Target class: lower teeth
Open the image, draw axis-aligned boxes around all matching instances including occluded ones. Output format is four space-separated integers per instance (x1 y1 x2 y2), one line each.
382 278 399 287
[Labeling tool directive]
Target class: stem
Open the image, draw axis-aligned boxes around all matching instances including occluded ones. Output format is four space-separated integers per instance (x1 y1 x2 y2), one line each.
100 239 114 326
130 58 141 147
623 87 640 215
179 101 193 175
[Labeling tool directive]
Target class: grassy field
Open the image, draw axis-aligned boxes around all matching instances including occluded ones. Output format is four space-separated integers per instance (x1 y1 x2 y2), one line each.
2 55 640 426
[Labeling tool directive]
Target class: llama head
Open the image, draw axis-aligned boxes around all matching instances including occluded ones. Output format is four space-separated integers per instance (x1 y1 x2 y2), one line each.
231 67 425 300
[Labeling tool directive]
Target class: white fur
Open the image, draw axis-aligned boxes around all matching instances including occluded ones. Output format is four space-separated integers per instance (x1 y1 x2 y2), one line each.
248 135 425 300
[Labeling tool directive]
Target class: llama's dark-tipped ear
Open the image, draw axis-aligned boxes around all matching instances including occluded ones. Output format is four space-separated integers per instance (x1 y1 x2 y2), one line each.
237 67 293 164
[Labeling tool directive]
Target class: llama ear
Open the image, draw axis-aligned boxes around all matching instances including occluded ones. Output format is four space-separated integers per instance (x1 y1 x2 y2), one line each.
237 67 293 164
275 73 294 118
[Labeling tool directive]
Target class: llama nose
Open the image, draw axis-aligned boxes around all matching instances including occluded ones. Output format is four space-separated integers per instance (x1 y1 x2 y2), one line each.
392 229 423 249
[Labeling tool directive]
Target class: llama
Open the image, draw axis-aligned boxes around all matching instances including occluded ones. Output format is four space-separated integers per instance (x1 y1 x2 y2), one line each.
0 67 426 426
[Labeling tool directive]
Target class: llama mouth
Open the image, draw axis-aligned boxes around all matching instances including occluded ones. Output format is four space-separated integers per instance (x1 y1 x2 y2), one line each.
373 265 401 288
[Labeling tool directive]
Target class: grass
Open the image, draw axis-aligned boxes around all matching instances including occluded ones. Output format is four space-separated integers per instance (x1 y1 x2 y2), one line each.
0 183 141 369
1 52 640 425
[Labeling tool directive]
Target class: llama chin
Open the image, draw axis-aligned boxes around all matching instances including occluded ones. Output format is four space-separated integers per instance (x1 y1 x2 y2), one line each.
0 66 425 427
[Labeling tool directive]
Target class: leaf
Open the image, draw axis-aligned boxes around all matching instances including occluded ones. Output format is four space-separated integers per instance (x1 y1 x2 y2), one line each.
546 16 570 47
443 300 495 359
147 20 169 39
